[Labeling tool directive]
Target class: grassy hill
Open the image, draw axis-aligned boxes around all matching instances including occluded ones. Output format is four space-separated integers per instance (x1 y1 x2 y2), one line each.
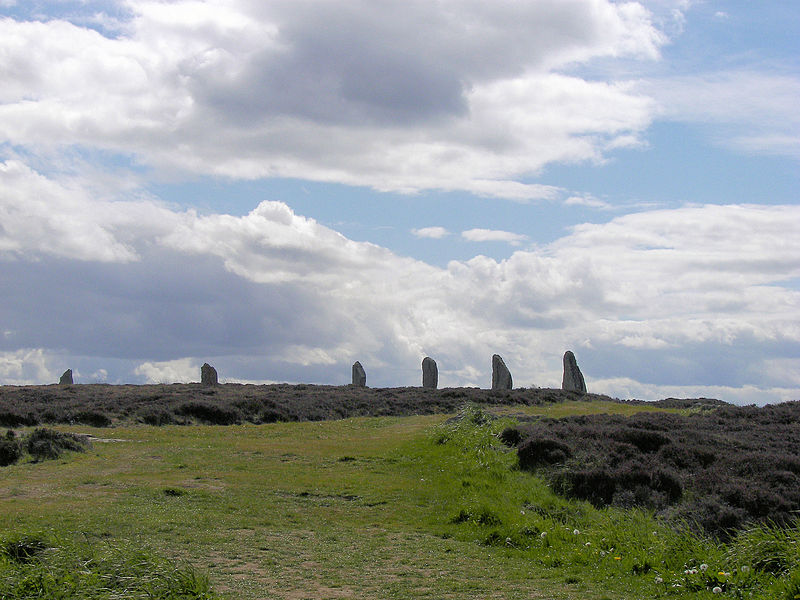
1 386 798 599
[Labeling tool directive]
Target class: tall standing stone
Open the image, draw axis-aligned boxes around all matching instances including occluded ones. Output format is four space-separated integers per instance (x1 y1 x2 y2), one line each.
201 363 218 386
491 354 512 390
422 357 438 389
352 361 366 387
59 369 73 385
562 351 587 393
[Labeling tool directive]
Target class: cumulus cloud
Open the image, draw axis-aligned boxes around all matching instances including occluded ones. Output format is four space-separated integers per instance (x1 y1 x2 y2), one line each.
0 348 58 385
461 228 529 246
134 358 199 384
412 226 450 239
1 161 797 403
0 0 664 199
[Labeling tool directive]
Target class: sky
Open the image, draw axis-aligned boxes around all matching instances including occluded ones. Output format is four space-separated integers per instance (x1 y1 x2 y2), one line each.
0 0 798 404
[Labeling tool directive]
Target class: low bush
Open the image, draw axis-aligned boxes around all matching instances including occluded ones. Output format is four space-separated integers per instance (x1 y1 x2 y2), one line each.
518 437 572 469
137 408 176 426
72 410 112 427
0 411 38 428
177 402 241 425
515 402 800 537
499 426 523 447
24 428 89 461
0 431 22 467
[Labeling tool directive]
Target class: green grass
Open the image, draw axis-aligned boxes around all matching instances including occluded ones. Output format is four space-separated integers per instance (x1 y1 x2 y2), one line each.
1 402 797 599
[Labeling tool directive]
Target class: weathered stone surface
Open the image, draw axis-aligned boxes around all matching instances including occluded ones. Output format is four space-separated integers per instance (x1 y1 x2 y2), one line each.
562 350 587 393
352 361 366 387
59 369 73 385
422 357 438 389
491 354 512 390
201 363 218 386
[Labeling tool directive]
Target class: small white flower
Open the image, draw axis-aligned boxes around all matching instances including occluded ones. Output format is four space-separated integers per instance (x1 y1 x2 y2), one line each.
654 576 663 584
573 529 580 535
540 531 547 538
584 542 591 547
600 551 606 557
712 586 722 594
699 563 708 572
520 510 525 515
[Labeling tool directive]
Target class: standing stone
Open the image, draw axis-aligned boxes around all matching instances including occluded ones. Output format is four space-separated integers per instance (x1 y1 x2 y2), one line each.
201 363 218 386
59 369 73 385
422 357 438 389
352 361 366 387
562 350 587 393
491 354 512 390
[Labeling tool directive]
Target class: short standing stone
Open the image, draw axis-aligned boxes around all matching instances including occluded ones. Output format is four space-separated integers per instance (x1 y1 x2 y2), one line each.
491 354 512 390
59 369 73 385
422 357 438 389
562 351 587 393
352 361 366 387
201 363 218 386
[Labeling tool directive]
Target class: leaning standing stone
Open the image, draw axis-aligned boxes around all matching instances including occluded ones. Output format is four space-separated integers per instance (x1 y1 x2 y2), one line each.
491 354 512 390
352 361 366 387
422 357 438 389
201 363 218 386
59 369 73 385
562 350 587 393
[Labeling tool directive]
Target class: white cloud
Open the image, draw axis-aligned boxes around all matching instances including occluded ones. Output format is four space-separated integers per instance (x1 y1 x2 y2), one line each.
1 163 798 403
134 358 199 384
0 0 664 199
590 377 800 406
564 194 613 209
412 227 450 239
642 70 800 158
0 348 58 385
0 159 177 262
461 228 529 245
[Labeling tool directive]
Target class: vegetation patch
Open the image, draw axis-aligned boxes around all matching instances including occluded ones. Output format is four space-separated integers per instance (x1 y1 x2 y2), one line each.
24 427 90 462
509 402 800 537
0 533 217 599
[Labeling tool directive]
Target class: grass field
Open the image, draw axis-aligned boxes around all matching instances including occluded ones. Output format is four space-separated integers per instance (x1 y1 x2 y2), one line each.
2 399 798 599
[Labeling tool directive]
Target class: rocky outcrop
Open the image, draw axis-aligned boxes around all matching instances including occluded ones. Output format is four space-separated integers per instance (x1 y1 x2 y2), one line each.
201 363 218 386
491 354 512 390
422 357 438 389
352 361 366 387
562 351 587 393
59 369 73 385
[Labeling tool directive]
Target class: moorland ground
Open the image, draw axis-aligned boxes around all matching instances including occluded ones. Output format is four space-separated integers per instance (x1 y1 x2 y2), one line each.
1 385 799 599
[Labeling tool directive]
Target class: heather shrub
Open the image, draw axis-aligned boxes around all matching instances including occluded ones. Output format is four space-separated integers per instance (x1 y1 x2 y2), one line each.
137 408 176 426
0 430 22 467
518 437 572 470
177 402 241 425
499 426 523 447
72 410 112 427
514 401 800 536
0 410 38 428
552 468 616 506
614 427 670 453
25 428 89 461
